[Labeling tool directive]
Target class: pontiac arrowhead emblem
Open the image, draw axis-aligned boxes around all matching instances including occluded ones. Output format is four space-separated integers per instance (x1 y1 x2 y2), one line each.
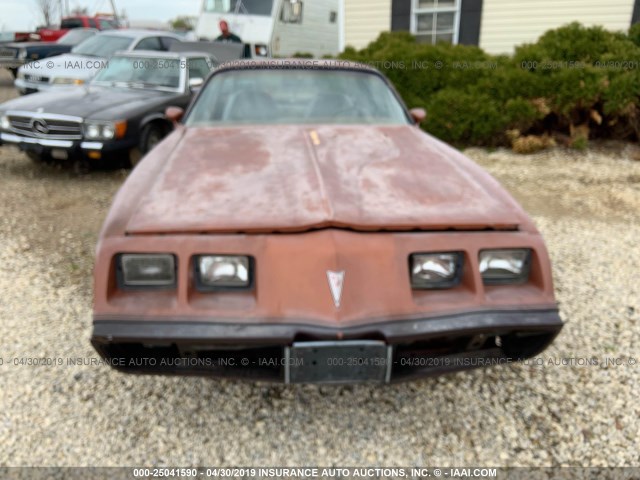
326 270 345 308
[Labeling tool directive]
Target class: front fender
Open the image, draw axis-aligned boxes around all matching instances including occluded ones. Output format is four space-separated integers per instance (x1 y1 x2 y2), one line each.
140 112 172 130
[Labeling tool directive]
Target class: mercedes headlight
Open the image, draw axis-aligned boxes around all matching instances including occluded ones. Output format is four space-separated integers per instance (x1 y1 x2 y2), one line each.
196 255 252 289
83 121 126 140
410 252 463 289
118 254 176 288
479 249 531 285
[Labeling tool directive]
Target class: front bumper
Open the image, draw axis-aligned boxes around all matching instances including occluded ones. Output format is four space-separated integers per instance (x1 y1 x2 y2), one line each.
0 132 135 160
92 308 563 383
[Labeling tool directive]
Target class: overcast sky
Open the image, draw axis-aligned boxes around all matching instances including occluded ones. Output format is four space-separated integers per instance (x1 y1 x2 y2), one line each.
1 0 202 31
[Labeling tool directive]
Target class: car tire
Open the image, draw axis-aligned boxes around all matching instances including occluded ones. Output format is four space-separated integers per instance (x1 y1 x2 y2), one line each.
128 148 143 168
9 68 18 78
140 123 167 155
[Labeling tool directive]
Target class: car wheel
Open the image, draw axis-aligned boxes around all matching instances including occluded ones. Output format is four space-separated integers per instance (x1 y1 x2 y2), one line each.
140 123 166 155
9 68 18 78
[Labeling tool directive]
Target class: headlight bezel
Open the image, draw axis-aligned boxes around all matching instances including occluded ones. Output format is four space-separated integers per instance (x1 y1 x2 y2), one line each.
194 255 255 292
409 251 464 290
116 253 177 290
479 248 532 285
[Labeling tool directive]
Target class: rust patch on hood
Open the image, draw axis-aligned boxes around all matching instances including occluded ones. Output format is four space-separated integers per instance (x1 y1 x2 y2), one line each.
124 125 525 235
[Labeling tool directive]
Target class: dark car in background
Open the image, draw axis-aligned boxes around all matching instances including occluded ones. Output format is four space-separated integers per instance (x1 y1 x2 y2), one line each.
0 51 216 172
0 29 98 78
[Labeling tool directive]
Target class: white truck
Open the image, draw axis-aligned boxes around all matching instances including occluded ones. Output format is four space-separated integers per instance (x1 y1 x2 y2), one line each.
195 0 340 58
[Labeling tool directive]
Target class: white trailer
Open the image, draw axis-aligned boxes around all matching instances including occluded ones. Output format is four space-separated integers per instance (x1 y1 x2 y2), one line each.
195 0 340 58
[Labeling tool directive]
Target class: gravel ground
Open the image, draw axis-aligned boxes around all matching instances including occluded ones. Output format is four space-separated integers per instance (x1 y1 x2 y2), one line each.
0 68 639 467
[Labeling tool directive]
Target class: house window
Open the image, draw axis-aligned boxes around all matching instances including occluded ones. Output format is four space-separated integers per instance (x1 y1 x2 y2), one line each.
412 0 460 44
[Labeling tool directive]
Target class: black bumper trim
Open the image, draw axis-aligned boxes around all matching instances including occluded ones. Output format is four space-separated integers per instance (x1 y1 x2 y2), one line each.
92 308 563 345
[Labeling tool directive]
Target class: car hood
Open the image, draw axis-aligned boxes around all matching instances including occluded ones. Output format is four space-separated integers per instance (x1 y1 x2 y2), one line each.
0 86 171 119
19 53 102 80
124 125 527 234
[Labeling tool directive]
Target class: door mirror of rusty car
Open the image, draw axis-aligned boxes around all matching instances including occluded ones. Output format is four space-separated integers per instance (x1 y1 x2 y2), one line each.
188 78 204 91
410 108 426 125
165 107 185 123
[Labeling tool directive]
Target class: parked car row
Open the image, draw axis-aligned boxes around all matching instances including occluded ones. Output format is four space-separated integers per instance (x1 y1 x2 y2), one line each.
0 28 253 173
0 49 216 171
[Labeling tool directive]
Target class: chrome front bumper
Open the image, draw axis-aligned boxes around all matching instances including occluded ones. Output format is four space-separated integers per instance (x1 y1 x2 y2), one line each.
0 132 74 148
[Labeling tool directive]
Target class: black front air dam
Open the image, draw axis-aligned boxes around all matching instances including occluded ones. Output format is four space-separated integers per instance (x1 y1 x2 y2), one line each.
91 308 563 382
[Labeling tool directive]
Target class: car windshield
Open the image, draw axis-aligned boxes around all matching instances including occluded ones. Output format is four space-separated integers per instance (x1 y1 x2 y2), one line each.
57 29 96 45
72 34 133 57
92 56 182 89
203 0 274 16
185 69 410 126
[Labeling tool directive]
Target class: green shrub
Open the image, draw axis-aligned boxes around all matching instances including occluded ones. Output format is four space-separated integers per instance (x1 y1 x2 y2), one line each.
343 24 640 146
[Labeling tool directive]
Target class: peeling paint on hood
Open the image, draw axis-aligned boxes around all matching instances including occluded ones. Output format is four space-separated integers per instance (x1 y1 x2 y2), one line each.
125 125 525 234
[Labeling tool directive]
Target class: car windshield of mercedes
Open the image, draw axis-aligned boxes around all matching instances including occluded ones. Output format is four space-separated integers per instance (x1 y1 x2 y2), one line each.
92 55 182 91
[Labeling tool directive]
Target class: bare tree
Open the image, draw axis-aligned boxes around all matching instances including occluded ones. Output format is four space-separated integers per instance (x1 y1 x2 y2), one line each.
34 0 58 26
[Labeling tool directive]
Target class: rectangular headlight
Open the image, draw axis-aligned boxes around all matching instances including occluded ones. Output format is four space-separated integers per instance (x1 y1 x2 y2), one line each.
410 252 463 289
119 254 176 287
196 255 252 289
479 249 531 284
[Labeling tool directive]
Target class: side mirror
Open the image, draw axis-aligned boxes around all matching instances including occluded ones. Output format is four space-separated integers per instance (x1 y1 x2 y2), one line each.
165 106 184 123
410 108 426 125
188 77 203 91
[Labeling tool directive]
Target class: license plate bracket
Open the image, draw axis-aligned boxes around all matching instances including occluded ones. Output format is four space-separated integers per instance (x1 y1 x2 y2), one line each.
285 340 392 384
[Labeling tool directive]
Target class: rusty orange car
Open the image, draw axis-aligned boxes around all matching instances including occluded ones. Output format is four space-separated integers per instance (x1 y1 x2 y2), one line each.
91 60 562 384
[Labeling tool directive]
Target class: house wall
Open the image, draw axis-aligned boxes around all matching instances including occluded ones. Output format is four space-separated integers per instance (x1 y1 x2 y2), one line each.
479 0 636 54
344 0 392 49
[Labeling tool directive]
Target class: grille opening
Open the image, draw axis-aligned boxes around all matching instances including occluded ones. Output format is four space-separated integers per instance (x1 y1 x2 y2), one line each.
392 330 557 380
8 115 82 139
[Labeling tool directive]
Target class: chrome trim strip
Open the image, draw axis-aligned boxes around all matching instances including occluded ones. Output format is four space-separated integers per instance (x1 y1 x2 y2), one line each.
80 142 103 150
0 132 74 148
